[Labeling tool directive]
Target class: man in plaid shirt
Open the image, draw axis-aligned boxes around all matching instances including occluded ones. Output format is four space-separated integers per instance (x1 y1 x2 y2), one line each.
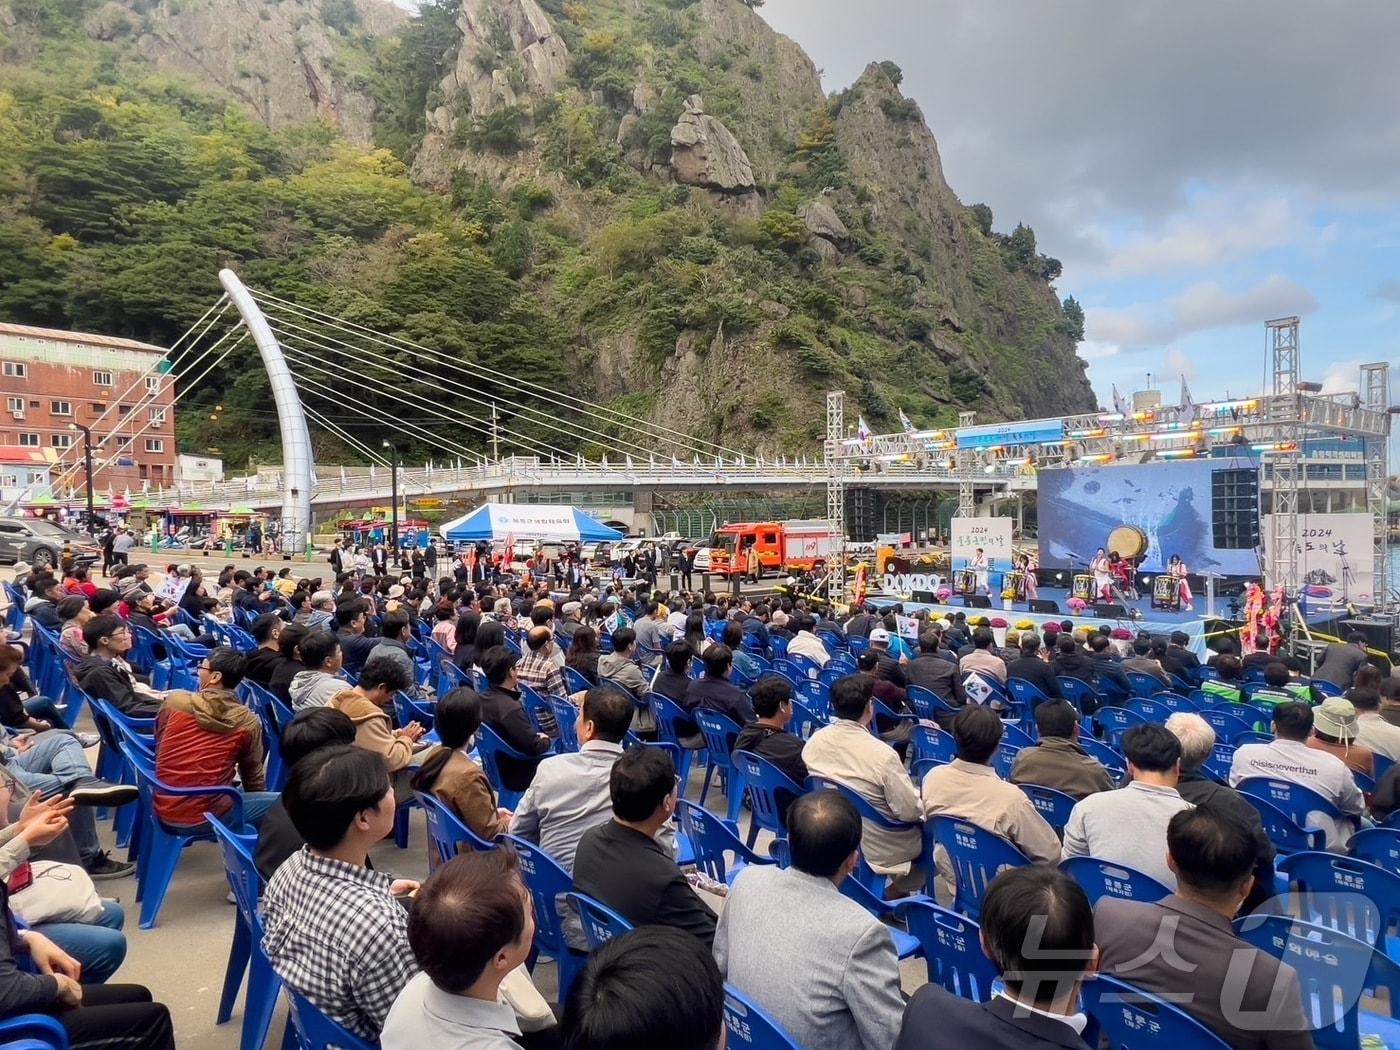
516 627 566 735
262 746 420 1039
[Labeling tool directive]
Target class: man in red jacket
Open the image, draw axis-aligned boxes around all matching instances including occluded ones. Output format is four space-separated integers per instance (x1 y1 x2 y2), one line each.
154 647 276 830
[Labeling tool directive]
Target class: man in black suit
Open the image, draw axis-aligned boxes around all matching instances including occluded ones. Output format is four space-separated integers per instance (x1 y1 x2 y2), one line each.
895 865 1095 1050
1087 633 1131 699
1007 634 1064 704
907 630 963 707
573 746 717 946
1161 630 1202 683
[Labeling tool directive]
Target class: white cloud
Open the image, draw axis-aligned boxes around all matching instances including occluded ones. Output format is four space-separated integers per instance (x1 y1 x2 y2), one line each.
1166 349 1196 382
1094 198 1312 277
1085 275 1318 350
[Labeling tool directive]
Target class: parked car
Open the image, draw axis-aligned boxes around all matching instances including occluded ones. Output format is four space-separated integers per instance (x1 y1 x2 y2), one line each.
691 546 712 571
0 517 100 569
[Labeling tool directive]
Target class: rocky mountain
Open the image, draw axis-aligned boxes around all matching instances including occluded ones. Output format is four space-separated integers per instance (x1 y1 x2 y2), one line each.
0 0 1094 465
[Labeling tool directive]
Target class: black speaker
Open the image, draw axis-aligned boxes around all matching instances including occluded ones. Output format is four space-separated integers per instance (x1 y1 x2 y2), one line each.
911 590 937 603
963 595 991 608
1211 468 1261 550
1093 603 1128 618
1029 599 1060 614
1343 618 1395 656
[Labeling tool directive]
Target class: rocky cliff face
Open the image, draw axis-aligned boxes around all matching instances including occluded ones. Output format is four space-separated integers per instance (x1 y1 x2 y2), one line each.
90 0 403 143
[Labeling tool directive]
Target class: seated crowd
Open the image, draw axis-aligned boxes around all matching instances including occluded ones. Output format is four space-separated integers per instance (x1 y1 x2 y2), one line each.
8 552 1400 1050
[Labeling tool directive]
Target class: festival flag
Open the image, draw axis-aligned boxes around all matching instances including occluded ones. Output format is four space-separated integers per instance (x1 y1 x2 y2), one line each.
1180 376 1198 426
857 416 872 441
1111 384 1130 417
898 409 916 434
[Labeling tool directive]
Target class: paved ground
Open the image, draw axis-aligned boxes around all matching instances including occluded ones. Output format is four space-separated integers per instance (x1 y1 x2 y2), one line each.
1 559 921 1048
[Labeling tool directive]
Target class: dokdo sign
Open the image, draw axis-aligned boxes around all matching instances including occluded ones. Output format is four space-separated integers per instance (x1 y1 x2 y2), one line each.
956 418 1065 450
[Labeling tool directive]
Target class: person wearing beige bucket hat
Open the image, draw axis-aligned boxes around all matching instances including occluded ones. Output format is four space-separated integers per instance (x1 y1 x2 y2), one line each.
1306 696 1376 779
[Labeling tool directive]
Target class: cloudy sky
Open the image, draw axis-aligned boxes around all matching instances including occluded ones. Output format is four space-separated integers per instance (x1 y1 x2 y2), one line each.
758 0 1400 411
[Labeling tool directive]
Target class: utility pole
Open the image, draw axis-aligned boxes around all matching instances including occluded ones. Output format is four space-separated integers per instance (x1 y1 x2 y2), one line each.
382 440 399 562
67 422 96 534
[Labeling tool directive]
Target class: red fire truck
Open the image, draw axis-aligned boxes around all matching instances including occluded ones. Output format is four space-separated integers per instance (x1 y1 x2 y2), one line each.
709 520 835 578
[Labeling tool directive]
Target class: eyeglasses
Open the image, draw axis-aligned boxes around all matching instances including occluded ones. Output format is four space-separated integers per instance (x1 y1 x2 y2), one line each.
198 664 212 673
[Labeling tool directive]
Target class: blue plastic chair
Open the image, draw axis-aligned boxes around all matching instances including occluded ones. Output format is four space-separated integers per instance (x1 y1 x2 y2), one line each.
892 899 999 1003
474 725 538 811
722 983 802 1049
675 798 774 884
564 891 634 950
1350 827 1400 876
732 750 805 847
562 666 592 694
0 1014 68 1049
1276 852 1400 953
1057 676 1102 713
1078 735 1126 781
1200 741 1236 785
1151 690 1199 714
694 709 745 821
992 742 1021 779
907 684 960 722
498 834 585 1000
1000 721 1035 748
1125 696 1173 723
1094 705 1147 747
119 741 246 928
1237 790 1326 854
1081 972 1232 1049
1200 707 1257 745
1125 671 1169 699
391 690 435 732
786 699 825 742
928 816 1031 921
545 695 581 753
208 815 281 1050
1234 914 1400 1050
1060 856 1171 907
1237 777 1354 843
1017 783 1078 833
2 581 27 634
647 693 704 787
416 791 498 864
284 987 376 1050
1312 678 1344 698
913 724 957 768
1007 677 1053 711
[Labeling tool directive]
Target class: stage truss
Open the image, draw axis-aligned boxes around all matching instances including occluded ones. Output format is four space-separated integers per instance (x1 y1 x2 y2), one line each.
822 318 1392 610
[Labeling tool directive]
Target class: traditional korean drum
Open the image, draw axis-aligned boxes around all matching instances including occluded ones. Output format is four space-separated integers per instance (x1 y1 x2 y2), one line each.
1072 575 1095 601
954 569 976 594
1152 574 1179 611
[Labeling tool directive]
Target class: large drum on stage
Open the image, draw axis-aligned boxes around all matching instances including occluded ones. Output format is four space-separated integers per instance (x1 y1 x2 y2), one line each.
1107 525 1148 562
1072 575 1095 601
1152 574 1180 611
1005 571 1026 600
954 570 976 594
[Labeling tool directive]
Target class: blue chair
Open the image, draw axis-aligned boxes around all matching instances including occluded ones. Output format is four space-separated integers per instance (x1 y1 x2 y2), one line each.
1200 741 1236 785
907 684 960 722
416 792 497 864
547 695 581 753
695 709 745 821
1081 972 1232 1049
1151 690 1199 714
675 798 774 885
1237 777 1355 844
733 750 805 848
1000 721 1035 748
928 816 1031 921
913 724 957 768
474 725 538 810
1237 791 1326 854
892 899 997 999
0 1015 68 1049
498 835 585 999
786 699 825 742
647 693 704 787
1094 705 1147 747
119 741 245 929
1060 856 1170 907
1057 676 1102 713
565 891 634 950
1078 735 1127 781
722 983 802 1049
1200 707 1256 745
562 666 592 694
1350 827 1400 875
1276 852 1400 953
1125 696 1173 723
208 815 281 1050
1018 784 1077 833
391 690 435 732
2 581 27 634
284 987 376 1050
435 655 471 700
1234 914 1400 1050
992 742 1021 779
1312 678 1344 698
1007 678 1053 711
1125 671 1170 699
1233 730 1274 746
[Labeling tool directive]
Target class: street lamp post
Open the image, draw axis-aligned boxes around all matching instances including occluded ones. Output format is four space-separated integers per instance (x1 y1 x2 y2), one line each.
67 422 95 535
382 440 399 565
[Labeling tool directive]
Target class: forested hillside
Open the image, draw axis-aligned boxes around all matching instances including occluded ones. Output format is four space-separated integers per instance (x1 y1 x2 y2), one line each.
0 0 1095 468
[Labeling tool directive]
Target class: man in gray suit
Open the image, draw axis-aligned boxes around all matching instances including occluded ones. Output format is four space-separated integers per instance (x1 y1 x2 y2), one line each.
713 790 905 1050
1095 807 1313 1049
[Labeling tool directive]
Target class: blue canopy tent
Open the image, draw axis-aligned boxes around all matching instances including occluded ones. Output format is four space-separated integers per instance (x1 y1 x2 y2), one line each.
438 503 623 544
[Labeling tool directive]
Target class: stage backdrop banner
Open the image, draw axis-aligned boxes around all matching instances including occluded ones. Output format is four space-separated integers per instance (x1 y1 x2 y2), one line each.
952 518 1014 571
1038 458 1259 575
1263 512 1374 605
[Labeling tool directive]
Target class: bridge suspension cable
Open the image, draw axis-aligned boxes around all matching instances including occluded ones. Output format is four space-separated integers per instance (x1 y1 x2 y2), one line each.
247 288 754 460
